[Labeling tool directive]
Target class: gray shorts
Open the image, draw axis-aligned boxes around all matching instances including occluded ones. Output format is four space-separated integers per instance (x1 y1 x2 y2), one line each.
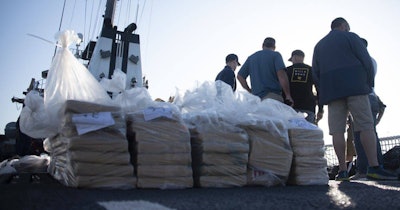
328 95 374 135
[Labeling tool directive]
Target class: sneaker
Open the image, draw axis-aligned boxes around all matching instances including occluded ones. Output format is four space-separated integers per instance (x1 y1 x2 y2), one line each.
335 170 350 181
350 173 367 180
367 166 398 180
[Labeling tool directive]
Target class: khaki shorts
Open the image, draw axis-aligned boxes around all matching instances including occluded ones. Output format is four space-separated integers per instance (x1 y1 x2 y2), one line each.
262 92 283 103
328 95 374 135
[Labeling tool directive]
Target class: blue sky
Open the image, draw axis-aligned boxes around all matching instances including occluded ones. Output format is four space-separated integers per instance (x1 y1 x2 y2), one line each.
1 0 399 144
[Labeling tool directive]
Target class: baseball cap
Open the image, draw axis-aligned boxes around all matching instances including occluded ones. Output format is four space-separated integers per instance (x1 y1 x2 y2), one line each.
288 50 305 61
226 54 241 66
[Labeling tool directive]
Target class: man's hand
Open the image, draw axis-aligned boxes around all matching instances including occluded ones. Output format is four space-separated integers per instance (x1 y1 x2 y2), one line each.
284 97 294 107
376 111 384 125
315 111 324 124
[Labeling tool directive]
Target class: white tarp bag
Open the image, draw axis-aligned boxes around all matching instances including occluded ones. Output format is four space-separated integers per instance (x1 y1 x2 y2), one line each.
100 68 154 113
20 30 113 138
19 90 53 138
45 30 113 117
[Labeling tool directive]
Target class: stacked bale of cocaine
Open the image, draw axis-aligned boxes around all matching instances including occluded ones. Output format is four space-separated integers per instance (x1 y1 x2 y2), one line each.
287 127 329 185
126 105 193 189
188 114 249 188
46 100 136 189
241 118 293 187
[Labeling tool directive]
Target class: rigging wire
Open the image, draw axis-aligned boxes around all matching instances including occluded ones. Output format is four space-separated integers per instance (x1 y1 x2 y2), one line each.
116 0 122 28
134 0 139 25
126 0 132 28
142 0 153 68
84 0 88 51
139 0 149 24
68 0 77 28
87 0 95 46
90 0 103 42
53 0 67 58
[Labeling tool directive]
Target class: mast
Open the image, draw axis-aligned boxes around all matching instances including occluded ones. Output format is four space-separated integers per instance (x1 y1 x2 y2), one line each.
104 0 116 21
86 0 143 89
102 0 117 34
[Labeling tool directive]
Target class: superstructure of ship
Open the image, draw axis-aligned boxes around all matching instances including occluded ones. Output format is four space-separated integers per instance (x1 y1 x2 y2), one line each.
2 0 145 159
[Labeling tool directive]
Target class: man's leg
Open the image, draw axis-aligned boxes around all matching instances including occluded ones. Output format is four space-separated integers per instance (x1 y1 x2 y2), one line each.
348 95 379 167
359 129 379 167
376 132 383 165
328 99 348 177
348 95 397 180
332 132 347 172
369 95 384 165
354 131 368 174
345 127 356 162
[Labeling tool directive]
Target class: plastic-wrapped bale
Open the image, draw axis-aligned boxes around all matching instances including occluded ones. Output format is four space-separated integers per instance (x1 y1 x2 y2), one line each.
47 133 136 189
241 119 293 187
126 108 193 189
59 100 126 137
287 128 329 185
9 155 50 174
46 100 136 189
189 118 249 188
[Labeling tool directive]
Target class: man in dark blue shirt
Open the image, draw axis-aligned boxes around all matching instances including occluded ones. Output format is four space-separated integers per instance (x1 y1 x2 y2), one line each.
312 17 396 181
215 54 241 91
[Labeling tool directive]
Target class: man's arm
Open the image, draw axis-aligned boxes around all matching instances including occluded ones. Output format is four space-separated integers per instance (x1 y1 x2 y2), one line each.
277 69 293 106
313 82 324 124
315 104 324 124
311 46 320 89
352 34 374 87
237 74 251 93
376 96 386 125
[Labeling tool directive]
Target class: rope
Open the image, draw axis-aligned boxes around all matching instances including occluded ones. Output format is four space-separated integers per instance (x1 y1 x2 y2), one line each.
90 0 103 42
68 0 77 28
84 0 88 48
53 0 67 58
135 0 139 24
58 0 67 32
87 0 95 45
138 0 148 25
27 33 61 48
126 0 132 27
140 0 153 67
117 1 122 27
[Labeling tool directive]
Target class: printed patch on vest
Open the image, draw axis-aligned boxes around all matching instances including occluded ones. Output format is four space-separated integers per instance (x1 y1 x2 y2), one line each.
291 68 309 83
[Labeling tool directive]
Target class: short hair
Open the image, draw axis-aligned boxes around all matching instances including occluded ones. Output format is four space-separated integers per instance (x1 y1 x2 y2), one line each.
360 38 368 47
331 17 347 30
263 37 275 48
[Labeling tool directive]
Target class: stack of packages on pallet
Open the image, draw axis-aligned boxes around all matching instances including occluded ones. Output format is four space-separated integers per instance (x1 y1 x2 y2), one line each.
126 103 193 189
45 100 136 189
241 117 293 187
187 113 249 188
287 119 329 185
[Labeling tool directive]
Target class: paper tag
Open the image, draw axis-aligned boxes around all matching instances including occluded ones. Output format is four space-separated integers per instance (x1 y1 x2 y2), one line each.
71 112 115 135
143 107 173 121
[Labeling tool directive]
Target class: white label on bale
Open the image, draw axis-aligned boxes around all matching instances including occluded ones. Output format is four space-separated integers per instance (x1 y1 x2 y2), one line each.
72 112 115 135
143 107 173 121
